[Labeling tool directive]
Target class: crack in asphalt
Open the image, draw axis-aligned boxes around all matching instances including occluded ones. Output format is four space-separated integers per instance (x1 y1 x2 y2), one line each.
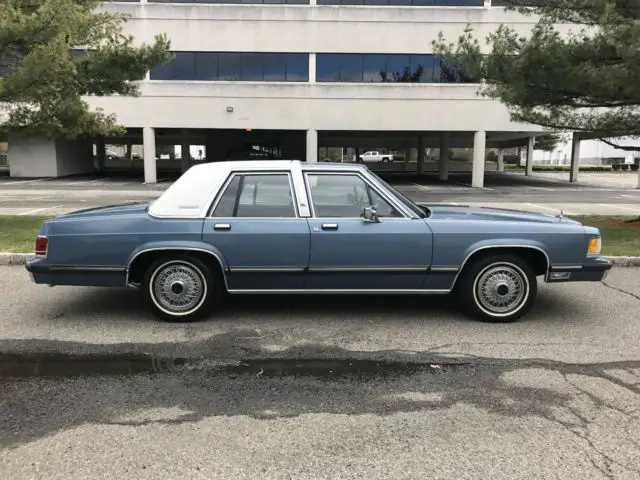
1 352 638 480
602 281 640 301
560 374 640 478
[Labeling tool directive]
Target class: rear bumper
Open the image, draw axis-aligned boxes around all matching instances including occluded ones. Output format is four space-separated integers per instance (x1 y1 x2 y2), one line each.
546 258 613 283
25 259 126 287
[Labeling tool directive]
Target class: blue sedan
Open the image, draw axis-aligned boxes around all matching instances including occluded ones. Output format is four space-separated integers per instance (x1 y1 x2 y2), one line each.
25 160 611 323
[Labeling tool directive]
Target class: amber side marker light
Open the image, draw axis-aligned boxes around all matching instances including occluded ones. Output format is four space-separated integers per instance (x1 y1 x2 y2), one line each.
587 236 601 257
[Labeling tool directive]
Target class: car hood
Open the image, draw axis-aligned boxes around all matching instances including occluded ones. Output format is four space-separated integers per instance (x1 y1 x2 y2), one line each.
420 204 582 225
54 201 150 219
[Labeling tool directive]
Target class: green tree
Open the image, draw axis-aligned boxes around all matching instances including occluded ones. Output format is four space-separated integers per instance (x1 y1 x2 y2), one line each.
432 0 640 151
0 0 172 138
533 133 563 151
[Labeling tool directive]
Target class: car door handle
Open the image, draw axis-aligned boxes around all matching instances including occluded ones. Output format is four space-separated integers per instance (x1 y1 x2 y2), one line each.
321 223 338 230
214 223 231 231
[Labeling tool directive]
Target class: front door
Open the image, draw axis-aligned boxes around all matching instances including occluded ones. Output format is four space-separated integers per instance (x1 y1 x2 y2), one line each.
304 171 433 291
202 171 310 291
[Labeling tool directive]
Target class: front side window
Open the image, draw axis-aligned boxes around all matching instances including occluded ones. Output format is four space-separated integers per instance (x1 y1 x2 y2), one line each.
211 173 296 218
306 173 403 218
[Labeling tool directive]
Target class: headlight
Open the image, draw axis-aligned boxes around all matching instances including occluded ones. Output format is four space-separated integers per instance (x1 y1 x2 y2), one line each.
587 236 601 257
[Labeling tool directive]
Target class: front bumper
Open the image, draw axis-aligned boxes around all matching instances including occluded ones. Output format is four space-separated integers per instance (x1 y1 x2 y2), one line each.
546 258 613 283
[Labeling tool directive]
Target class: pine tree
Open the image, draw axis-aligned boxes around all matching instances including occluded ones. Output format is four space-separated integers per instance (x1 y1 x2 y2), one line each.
0 0 172 138
432 0 640 152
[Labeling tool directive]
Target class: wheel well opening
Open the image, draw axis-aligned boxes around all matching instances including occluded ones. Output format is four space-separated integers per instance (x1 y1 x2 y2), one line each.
127 250 225 286
462 247 549 277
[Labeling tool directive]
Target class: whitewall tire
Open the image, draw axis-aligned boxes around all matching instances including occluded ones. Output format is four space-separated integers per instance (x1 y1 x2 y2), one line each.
458 254 537 323
143 254 218 322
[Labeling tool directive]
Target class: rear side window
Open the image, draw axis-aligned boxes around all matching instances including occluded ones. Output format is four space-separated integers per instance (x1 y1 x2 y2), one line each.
211 173 296 218
211 175 241 217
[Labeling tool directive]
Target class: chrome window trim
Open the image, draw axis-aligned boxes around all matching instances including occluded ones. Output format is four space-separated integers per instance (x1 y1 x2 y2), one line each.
206 170 300 219
360 169 422 219
290 161 312 217
450 245 551 288
302 170 416 220
124 247 230 289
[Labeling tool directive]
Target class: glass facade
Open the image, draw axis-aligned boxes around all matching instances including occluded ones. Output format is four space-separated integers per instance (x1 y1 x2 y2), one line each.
111 0 483 3
109 0 484 3
150 52 309 81
316 53 475 83
148 0 309 3
318 0 482 5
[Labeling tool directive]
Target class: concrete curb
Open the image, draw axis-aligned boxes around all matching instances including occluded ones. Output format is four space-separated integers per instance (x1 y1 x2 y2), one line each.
2 252 640 267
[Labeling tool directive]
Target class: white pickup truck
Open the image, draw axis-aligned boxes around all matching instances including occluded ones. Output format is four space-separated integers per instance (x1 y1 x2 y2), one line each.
355 151 394 163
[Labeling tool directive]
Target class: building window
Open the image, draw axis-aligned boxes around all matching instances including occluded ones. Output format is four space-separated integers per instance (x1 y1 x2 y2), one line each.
148 0 310 4
316 53 477 83
317 0 483 4
150 52 309 82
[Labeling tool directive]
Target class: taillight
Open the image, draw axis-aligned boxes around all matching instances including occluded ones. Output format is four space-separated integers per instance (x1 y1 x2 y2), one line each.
35 236 48 256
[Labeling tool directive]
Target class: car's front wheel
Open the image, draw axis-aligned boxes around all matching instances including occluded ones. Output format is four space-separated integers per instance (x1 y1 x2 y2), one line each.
458 254 537 322
143 254 219 322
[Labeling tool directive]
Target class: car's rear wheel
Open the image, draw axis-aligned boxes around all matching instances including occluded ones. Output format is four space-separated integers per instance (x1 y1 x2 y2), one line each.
458 254 537 323
143 254 219 322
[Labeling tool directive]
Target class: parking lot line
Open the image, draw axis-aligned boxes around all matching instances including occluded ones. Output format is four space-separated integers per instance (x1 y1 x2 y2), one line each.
526 203 578 216
17 205 64 215
0 178 52 185
599 204 640 213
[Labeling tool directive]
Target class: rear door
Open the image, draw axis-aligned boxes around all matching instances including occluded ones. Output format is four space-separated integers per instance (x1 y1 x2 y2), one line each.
202 171 310 291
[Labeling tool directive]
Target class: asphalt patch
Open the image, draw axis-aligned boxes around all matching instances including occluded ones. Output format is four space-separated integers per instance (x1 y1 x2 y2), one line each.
0 353 471 380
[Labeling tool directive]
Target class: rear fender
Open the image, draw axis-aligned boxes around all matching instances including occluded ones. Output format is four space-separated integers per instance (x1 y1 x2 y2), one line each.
125 241 229 283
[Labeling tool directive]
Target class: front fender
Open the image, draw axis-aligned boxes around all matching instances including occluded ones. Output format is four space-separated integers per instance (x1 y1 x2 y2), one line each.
460 238 551 269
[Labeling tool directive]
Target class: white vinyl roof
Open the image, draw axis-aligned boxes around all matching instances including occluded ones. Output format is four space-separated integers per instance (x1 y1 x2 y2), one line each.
147 160 300 218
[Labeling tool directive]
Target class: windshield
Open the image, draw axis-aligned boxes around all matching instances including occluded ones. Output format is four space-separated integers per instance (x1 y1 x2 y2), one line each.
367 171 428 218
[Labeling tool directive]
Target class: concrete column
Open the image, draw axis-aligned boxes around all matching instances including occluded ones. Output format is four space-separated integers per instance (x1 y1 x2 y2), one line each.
525 136 534 176
438 132 449 181
570 132 581 183
143 127 157 184
417 135 425 175
180 128 190 173
472 130 486 188
96 136 106 172
497 148 504 172
306 129 318 163
309 53 316 83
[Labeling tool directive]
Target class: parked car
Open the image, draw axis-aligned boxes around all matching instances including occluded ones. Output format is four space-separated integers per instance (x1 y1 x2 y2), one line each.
25 160 611 323
356 151 394 163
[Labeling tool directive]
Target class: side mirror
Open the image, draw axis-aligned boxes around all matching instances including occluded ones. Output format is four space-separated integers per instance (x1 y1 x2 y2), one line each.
362 206 380 223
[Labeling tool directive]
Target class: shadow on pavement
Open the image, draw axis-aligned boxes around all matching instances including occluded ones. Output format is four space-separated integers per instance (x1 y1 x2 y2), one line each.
1 342 638 477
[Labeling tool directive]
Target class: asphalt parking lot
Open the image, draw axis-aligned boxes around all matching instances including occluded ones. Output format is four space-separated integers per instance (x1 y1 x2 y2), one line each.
0 171 639 216
1 168 639 479
1 266 638 363
1 265 639 479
